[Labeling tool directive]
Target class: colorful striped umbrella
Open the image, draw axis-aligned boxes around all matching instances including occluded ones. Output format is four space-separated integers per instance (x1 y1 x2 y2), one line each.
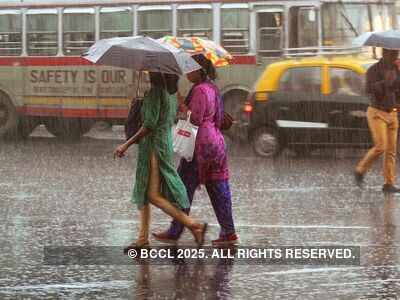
159 36 232 67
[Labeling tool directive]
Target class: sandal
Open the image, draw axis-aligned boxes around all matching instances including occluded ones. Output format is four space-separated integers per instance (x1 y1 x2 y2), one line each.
152 231 180 244
190 223 208 247
123 240 149 254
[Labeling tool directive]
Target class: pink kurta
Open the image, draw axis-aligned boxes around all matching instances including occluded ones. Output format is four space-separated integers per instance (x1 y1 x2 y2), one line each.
186 81 229 184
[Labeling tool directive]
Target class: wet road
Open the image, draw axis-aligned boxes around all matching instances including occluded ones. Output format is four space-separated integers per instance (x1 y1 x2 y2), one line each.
1 125 400 299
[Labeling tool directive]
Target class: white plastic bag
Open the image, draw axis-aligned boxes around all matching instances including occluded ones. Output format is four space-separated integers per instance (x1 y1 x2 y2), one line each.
173 111 198 162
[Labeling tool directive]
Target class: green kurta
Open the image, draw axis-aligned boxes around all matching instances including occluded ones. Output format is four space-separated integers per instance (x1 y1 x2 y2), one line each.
132 87 189 210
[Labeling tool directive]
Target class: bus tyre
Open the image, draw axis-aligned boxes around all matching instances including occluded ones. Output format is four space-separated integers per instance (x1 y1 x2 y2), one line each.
17 118 39 139
4 117 39 140
0 92 18 138
44 118 94 140
252 127 281 158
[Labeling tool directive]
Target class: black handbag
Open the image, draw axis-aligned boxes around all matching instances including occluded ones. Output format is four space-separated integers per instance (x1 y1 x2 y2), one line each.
124 98 143 141
220 112 234 131
124 90 167 141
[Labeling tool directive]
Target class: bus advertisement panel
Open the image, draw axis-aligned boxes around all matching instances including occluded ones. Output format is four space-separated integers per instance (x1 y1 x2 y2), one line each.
0 0 396 139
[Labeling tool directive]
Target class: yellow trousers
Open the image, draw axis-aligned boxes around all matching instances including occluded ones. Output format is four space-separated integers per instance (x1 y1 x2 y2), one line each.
356 106 399 185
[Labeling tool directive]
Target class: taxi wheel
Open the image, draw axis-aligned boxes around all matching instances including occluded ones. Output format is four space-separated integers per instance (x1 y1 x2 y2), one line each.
0 91 18 138
252 127 281 158
45 118 94 140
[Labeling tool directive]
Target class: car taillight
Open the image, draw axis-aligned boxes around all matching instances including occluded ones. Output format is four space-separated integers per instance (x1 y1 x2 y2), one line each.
243 102 253 113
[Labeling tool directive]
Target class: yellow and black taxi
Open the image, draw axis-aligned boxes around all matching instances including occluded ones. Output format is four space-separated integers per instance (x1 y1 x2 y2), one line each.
246 56 378 157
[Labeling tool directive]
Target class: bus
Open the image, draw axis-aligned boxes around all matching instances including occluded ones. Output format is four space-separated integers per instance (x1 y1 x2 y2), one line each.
0 0 396 139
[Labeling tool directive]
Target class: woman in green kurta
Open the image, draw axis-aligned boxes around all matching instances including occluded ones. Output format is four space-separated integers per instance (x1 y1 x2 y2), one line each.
114 72 207 250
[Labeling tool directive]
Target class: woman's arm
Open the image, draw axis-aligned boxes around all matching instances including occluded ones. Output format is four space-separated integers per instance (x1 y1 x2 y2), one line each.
114 126 152 158
114 88 161 158
187 87 207 126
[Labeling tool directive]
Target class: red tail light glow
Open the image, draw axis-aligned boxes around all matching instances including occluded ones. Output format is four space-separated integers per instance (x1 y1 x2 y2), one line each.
243 102 253 113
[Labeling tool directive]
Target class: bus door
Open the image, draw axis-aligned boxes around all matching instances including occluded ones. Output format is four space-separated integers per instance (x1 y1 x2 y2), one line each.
256 7 283 57
288 6 318 52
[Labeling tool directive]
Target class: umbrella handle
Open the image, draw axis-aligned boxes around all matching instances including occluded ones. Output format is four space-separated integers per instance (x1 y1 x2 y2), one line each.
135 71 142 99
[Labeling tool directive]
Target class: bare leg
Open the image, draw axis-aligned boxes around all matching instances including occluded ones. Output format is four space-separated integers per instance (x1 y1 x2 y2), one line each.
137 204 151 244
124 204 151 251
147 152 206 244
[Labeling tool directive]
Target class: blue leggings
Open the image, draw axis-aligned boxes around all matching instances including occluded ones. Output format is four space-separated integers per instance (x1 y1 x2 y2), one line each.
167 159 236 238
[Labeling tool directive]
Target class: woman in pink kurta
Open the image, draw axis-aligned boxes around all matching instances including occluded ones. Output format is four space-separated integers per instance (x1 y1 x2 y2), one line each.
188 78 229 184
153 55 238 246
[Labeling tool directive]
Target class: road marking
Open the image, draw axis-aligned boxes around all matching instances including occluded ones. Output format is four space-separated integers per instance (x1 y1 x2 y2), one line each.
112 220 369 230
252 186 386 192
236 265 400 278
321 279 400 287
277 120 328 128
236 267 362 276
0 280 131 291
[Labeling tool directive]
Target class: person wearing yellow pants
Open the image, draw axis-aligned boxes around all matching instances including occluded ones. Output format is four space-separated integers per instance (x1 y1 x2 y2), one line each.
355 49 400 193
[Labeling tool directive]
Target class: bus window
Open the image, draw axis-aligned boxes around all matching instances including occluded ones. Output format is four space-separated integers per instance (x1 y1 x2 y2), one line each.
321 3 370 46
0 10 21 56
27 9 58 56
371 4 394 31
178 4 212 39
63 8 95 56
100 7 132 39
138 5 172 39
256 8 283 57
298 7 318 48
221 4 249 54
289 6 318 49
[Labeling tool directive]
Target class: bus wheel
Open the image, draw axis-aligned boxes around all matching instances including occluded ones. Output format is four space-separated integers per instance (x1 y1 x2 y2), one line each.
252 127 281 158
5 117 39 140
44 118 94 140
223 89 249 138
17 118 40 139
0 91 18 138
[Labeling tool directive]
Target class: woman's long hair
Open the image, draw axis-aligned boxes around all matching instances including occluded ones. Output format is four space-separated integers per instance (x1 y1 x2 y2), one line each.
192 54 217 81
149 72 179 94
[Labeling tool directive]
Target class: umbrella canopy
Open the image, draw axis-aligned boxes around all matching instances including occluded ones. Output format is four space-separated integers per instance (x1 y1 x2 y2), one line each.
158 36 232 67
353 30 400 49
82 36 201 75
